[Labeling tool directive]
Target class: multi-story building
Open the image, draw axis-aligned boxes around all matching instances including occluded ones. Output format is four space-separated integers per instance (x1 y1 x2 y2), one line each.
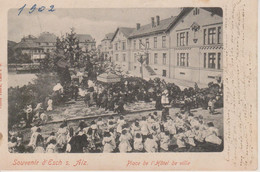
111 7 223 86
36 32 57 53
111 27 135 71
128 16 176 77
101 33 114 61
14 35 44 63
75 34 96 51
168 7 223 84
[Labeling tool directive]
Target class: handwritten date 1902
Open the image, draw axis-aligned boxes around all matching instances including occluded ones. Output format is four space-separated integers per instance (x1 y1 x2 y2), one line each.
18 4 55 16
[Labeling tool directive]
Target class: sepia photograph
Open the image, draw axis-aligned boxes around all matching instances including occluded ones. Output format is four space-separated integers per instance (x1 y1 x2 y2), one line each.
7 7 224 154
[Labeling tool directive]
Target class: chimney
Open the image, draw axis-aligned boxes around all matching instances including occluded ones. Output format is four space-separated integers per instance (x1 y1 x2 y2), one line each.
151 17 155 27
156 15 160 26
136 23 141 30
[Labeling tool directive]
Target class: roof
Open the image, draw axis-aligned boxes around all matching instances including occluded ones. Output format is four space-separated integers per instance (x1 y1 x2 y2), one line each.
14 39 40 49
166 7 223 32
111 27 135 42
75 34 95 43
8 40 17 48
36 32 57 43
202 7 223 17
129 16 176 38
102 33 114 41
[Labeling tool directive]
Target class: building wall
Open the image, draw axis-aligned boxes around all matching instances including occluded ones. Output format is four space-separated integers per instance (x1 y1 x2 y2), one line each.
101 39 113 60
112 30 131 71
129 32 170 77
169 8 223 84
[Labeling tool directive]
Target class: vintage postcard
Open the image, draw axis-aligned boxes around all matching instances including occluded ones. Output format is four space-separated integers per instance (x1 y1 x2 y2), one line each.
0 0 257 170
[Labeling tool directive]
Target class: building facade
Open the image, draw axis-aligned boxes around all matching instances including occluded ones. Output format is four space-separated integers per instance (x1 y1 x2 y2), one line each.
75 34 96 52
168 7 223 84
100 33 114 61
128 16 176 77
111 27 135 71
110 7 223 86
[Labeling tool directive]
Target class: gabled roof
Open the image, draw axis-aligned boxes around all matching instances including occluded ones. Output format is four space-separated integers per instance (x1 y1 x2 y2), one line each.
111 27 135 42
102 33 114 41
165 7 223 32
129 16 176 38
14 39 40 49
75 34 95 43
36 32 57 43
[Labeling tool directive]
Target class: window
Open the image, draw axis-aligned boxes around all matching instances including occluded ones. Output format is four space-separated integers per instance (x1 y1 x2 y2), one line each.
115 43 118 50
177 33 179 46
134 40 136 50
217 26 222 44
203 29 207 45
186 32 189 46
180 53 185 66
154 53 158 64
134 53 137 62
163 53 167 65
162 70 167 77
217 53 221 69
186 53 189 67
139 39 142 49
208 53 216 69
123 54 126 61
154 37 157 48
122 42 126 50
177 53 179 66
116 54 119 61
204 53 207 68
146 38 149 49
162 36 166 48
208 28 216 44
178 32 188 46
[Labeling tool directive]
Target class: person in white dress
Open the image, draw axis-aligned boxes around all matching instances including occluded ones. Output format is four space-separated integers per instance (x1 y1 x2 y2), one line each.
144 134 158 152
175 128 186 148
28 127 41 150
159 131 170 152
161 89 169 105
140 117 150 141
47 98 53 111
119 130 132 153
205 122 222 145
133 133 143 152
102 132 114 153
46 139 57 153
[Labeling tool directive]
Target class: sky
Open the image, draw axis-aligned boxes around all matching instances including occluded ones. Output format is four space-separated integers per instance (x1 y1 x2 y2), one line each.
8 8 181 45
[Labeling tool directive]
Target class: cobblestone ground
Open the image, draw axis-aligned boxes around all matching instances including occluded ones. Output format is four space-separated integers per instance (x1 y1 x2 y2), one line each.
19 100 223 153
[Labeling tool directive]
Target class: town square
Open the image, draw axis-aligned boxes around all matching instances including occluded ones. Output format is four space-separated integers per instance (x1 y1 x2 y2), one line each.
8 7 223 153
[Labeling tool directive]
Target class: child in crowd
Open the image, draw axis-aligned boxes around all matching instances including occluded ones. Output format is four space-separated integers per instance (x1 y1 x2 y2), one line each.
175 128 186 148
119 130 132 153
205 122 222 145
102 132 114 153
46 139 57 153
34 134 45 153
144 134 158 152
140 117 149 141
133 133 143 152
159 131 170 152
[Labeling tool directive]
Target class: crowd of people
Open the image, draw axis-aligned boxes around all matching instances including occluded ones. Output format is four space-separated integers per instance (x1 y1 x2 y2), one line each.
8 107 223 153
